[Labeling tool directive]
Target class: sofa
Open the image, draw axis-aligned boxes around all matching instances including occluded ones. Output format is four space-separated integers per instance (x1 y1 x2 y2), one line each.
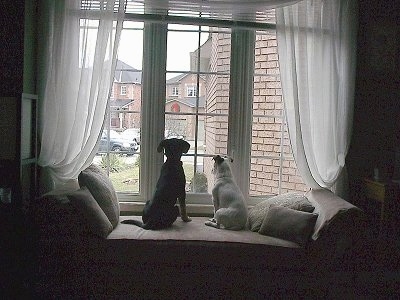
30 165 366 298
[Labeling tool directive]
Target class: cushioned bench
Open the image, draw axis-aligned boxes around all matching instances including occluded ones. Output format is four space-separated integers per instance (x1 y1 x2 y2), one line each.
31 183 366 298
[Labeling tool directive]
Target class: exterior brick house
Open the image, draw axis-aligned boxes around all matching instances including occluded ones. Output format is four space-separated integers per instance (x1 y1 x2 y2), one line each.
110 60 142 131
165 73 206 140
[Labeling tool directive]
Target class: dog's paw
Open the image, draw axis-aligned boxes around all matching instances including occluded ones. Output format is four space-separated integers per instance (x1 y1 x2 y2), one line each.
205 220 220 228
181 215 192 222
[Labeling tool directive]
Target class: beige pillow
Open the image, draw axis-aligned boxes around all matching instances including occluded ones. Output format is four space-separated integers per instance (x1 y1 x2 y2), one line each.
78 164 120 228
67 187 113 238
259 206 318 246
247 193 315 232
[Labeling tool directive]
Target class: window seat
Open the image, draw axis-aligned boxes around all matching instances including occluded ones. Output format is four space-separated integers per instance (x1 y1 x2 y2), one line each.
111 216 300 248
31 189 367 298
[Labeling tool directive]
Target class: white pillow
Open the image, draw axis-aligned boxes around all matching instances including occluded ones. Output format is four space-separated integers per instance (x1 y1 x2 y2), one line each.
247 193 315 232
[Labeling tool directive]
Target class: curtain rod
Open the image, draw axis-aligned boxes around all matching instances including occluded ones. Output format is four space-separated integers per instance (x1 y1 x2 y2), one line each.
124 13 276 30
79 10 276 31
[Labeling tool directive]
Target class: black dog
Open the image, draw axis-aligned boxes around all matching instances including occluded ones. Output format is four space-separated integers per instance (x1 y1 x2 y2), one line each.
122 138 192 230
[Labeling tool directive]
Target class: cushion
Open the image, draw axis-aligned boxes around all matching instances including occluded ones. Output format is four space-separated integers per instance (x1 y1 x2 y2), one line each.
305 189 364 240
32 193 84 238
78 164 120 228
67 187 113 238
258 206 318 246
247 192 315 232
32 190 111 239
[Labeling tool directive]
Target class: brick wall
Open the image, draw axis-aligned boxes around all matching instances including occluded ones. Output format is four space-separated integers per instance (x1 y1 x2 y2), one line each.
204 32 231 190
204 30 308 196
251 32 307 196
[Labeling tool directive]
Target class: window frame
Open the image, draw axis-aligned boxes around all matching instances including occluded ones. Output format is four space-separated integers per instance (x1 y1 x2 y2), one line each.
102 13 295 211
186 85 197 97
120 85 127 95
171 86 179 96
119 21 260 208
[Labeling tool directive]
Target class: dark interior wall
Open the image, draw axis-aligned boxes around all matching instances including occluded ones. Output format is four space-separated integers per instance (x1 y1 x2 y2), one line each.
0 0 25 96
23 0 38 94
347 0 400 186
0 0 37 209
0 0 37 96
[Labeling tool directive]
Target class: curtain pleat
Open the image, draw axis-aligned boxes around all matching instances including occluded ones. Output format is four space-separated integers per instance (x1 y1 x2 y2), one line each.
38 0 125 189
276 0 358 197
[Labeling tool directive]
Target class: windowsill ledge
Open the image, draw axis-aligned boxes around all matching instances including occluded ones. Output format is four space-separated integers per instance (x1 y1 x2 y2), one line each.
120 201 215 217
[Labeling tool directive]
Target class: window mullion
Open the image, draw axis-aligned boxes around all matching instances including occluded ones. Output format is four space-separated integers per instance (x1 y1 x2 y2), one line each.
140 21 167 200
227 29 255 200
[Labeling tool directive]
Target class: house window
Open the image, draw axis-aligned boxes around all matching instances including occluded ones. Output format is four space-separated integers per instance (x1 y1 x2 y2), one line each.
87 8 307 210
171 86 178 96
186 86 197 97
120 85 127 95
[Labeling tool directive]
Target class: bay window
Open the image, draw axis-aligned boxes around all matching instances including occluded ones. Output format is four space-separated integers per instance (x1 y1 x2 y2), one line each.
93 6 307 212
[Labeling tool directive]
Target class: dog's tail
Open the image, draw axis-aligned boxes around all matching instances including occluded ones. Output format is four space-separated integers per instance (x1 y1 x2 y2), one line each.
121 219 146 228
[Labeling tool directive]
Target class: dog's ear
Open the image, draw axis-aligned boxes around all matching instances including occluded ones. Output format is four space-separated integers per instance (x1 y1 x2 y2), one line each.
157 139 168 153
212 155 224 164
181 140 190 153
223 155 233 163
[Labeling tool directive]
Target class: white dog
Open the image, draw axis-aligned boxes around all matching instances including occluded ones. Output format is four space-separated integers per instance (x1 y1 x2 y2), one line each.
205 155 248 230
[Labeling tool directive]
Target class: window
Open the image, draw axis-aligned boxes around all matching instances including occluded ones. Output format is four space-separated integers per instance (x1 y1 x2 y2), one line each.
91 9 307 211
171 86 179 96
110 86 114 100
120 85 127 95
186 86 197 97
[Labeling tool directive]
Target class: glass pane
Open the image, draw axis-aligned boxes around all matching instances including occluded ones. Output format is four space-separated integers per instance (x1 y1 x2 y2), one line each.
191 167 210 194
251 115 283 158
181 156 209 194
280 159 308 194
250 27 307 197
250 118 307 196
119 112 141 145
167 25 211 72
250 156 281 196
204 114 228 156
93 153 140 193
93 21 143 194
160 150 208 193
197 119 205 142
118 21 143 73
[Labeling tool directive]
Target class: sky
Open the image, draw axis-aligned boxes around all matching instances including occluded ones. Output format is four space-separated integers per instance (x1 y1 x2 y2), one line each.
117 23 209 76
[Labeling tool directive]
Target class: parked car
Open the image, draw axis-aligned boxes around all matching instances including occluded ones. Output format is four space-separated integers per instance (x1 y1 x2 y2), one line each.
164 129 185 139
98 130 139 155
120 128 141 144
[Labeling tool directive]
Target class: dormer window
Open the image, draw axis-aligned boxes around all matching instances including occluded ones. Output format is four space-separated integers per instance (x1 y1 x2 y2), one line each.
120 85 127 95
186 86 197 97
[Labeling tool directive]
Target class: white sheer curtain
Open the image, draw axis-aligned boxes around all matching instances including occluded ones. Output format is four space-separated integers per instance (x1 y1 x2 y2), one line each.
128 0 301 12
276 0 358 197
38 0 125 189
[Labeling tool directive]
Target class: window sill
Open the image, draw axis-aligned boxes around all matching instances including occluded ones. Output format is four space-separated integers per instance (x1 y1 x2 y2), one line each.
120 201 215 217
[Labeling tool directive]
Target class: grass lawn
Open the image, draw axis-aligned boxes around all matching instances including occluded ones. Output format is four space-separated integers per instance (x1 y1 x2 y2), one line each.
108 162 195 193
